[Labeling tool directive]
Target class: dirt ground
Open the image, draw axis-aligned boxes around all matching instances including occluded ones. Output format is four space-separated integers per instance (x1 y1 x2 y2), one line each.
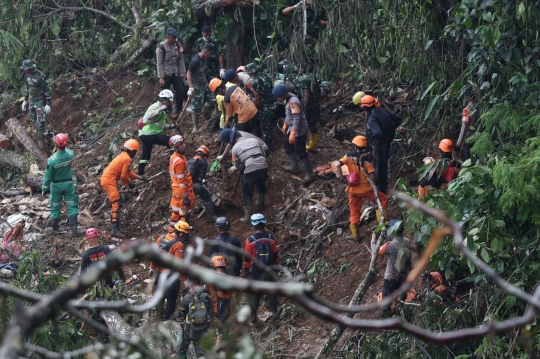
0 68 422 358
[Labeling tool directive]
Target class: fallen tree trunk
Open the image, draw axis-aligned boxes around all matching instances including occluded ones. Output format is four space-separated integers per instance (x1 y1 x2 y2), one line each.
0 189 26 197
6 119 47 169
0 133 11 149
124 36 157 67
0 150 28 170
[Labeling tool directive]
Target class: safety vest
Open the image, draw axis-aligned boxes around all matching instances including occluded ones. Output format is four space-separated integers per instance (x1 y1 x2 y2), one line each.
139 102 167 136
169 152 193 190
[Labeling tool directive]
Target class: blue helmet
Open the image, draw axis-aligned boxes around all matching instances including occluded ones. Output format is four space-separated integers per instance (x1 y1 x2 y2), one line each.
250 213 266 226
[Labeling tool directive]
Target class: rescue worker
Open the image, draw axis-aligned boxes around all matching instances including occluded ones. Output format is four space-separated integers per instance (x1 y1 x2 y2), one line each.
156 27 186 114
194 25 225 81
236 66 251 90
246 63 276 145
168 135 195 228
417 139 461 198
175 277 213 359
220 130 268 220
79 228 125 287
210 78 258 133
360 95 402 194
244 213 279 323
100 139 146 238
295 70 322 152
187 145 217 223
209 217 242 276
20 59 51 154
187 43 214 133
332 136 388 240
456 84 477 160
208 255 232 343
272 84 315 185
138 89 178 177
372 220 421 317
148 220 190 319
216 128 268 165
42 133 84 237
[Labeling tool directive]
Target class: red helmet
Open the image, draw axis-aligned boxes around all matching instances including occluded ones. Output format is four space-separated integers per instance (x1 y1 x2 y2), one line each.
86 228 99 239
54 133 69 147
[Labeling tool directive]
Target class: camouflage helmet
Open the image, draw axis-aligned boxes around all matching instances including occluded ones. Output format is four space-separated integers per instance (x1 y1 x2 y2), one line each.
20 59 36 71
245 63 260 74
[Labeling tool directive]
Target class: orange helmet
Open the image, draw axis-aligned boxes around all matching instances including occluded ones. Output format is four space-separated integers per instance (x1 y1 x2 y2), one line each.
211 255 227 268
196 145 209 156
439 139 453 153
124 139 140 151
209 78 223 92
352 135 368 148
360 95 381 109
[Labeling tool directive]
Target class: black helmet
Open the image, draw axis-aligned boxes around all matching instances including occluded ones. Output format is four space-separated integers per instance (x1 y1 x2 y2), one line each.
215 217 230 231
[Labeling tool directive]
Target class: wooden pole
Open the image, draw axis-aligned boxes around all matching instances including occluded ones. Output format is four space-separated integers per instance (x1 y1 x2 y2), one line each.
6 118 48 169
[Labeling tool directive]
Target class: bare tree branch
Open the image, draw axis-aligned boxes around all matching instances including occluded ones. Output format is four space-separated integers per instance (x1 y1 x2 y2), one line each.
49 0 135 31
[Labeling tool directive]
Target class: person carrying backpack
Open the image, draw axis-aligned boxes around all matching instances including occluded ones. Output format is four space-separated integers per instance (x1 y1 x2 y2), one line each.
175 277 213 359
156 27 186 115
208 255 232 343
372 220 421 317
148 220 190 319
209 217 242 276
417 139 461 199
244 213 279 323
359 95 402 193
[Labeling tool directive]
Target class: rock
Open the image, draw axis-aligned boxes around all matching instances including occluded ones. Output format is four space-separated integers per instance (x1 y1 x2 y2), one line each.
337 228 343 236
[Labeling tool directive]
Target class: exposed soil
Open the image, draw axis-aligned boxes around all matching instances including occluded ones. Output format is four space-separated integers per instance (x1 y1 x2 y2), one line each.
0 68 423 358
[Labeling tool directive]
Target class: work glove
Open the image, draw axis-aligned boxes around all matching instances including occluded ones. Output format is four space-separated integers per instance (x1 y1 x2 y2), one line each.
228 165 237 174
216 155 224 162
183 196 191 207
159 104 168 112
128 182 136 190
187 88 194 96
220 69 226 79
288 130 297 144
148 268 158 279
22 101 27 112
44 105 51 114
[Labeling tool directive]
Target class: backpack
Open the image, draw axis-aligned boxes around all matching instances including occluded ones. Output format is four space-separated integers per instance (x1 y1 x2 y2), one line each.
158 41 183 61
248 235 274 269
371 108 402 143
187 293 210 331
390 238 411 274
158 234 181 253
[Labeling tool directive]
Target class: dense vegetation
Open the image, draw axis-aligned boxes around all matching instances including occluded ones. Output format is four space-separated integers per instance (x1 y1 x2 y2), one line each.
2 0 540 357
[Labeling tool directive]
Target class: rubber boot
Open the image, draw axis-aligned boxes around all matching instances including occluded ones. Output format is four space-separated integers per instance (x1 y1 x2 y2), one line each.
376 209 388 222
204 200 217 223
301 157 315 185
203 105 213 121
191 113 199 133
111 221 126 238
256 193 266 211
349 223 359 240
138 162 147 176
306 133 319 152
52 218 60 232
239 202 253 223
283 153 300 174
68 216 85 237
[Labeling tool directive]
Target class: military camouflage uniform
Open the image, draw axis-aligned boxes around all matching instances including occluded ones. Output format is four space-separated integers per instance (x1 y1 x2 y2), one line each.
24 69 51 149
189 54 213 115
194 36 222 106
251 72 276 145
295 73 321 135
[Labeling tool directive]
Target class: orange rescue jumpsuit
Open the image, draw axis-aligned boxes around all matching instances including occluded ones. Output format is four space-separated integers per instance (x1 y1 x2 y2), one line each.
169 152 195 223
340 154 388 225
100 151 137 223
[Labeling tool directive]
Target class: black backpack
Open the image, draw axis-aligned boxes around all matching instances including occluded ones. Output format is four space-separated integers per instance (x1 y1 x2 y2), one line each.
371 108 402 143
248 235 274 269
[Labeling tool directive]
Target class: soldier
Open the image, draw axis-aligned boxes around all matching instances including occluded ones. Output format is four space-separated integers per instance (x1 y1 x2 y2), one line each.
156 27 186 115
295 71 321 152
246 63 276 146
187 43 214 133
21 59 51 154
193 25 225 81
42 133 84 237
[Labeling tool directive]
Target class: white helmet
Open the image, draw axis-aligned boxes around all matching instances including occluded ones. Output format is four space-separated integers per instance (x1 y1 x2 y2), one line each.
169 135 184 148
159 89 174 102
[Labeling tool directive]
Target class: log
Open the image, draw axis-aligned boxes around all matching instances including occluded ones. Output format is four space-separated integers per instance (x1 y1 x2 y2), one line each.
0 189 26 197
124 37 157 67
0 149 28 170
0 133 11 149
6 118 48 169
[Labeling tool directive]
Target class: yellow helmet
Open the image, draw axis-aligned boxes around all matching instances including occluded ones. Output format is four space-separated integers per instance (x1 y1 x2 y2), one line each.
352 91 365 105
174 220 190 234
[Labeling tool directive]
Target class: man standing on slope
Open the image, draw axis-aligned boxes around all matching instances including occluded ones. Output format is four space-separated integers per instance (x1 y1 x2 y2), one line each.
169 135 195 229
187 145 217 223
246 63 276 145
156 27 186 114
187 43 214 133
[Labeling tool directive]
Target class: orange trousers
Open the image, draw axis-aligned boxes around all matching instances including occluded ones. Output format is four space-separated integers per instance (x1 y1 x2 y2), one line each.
170 188 195 223
101 180 121 223
348 190 388 224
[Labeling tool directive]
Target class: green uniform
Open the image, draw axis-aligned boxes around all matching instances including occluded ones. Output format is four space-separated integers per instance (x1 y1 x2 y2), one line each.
42 148 79 219
295 73 321 134
194 36 222 79
24 70 51 148
188 54 214 115
175 291 213 359
251 72 276 145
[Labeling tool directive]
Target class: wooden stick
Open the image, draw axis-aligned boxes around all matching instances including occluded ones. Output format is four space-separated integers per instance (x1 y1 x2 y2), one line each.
232 169 243 195
175 95 193 123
